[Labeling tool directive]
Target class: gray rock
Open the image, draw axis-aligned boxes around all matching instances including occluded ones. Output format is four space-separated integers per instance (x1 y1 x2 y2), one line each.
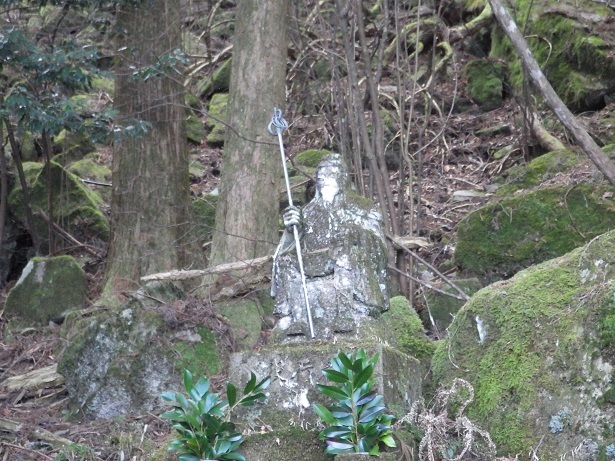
5 256 87 324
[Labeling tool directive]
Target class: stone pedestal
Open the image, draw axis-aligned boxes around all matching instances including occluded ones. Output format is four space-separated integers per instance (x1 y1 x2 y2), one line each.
230 342 420 428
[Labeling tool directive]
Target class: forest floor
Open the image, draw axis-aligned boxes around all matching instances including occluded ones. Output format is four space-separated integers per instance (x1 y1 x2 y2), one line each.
1 36 614 461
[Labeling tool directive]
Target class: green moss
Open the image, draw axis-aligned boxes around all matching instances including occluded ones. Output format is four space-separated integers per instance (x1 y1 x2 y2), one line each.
174 327 221 378
421 278 482 331
67 156 112 183
432 248 602 456
186 112 205 144
455 185 615 279
464 58 505 111
495 150 581 195
5 255 87 324
219 297 263 350
206 93 228 146
192 194 218 244
383 296 435 361
241 427 332 461
9 161 109 251
53 129 96 163
294 149 331 168
490 2 615 111
212 58 232 93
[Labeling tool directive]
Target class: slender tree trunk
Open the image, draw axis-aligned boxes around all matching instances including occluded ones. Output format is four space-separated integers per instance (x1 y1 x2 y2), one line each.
207 0 289 269
488 0 615 184
105 0 195 296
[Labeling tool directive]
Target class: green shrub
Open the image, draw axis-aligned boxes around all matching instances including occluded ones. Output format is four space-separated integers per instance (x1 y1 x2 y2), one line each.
161 370 270 461
313 349 396 455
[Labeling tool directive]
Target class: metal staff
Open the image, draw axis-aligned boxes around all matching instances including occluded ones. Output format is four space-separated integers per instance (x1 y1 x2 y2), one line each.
268 108 315 339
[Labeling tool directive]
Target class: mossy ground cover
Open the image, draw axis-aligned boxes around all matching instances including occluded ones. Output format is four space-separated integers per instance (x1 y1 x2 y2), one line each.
8 161 109 252
455 184 615 279
433 231 615 457
490 0 615 111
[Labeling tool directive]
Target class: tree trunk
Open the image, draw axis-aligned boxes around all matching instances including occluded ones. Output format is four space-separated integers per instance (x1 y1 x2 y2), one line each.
488 0 615 184
207 0 289 269
105 0 195 296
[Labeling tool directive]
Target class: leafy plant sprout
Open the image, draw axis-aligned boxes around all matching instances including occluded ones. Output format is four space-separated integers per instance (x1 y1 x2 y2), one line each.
313 349 397 455
161 369 270 461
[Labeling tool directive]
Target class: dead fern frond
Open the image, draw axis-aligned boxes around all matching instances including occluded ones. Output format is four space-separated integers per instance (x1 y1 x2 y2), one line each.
395 378 497 460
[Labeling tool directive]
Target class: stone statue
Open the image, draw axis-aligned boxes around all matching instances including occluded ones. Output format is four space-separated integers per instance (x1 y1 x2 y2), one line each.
270 154 389 342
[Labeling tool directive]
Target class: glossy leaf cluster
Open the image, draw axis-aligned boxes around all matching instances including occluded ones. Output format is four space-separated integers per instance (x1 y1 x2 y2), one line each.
313 349 396 455
161 370 270 461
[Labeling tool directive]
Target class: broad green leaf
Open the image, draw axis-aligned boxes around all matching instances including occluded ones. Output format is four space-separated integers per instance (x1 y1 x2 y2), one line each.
337 351 354 370
226 382 237 407
243 372 257 394
193 377 211 397
356 391 376 406
176 393 189 409
359 404 385 423
239 393 266 406
316 384 348 400
182 369 194 391
381 434 397 447
221 453 246 461
161 391 177 402
361 394 383 411
313 403 337 425
352 364 373 389
325 440 355 454
252 375 271 393
323 369 350 384
321 426 353 438
178 455 200 461
203 392 219 412
368 444 380 455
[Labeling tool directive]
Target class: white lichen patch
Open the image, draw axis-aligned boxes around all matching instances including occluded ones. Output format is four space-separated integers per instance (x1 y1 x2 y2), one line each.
475 315 488 343
120 308 133 325
15 260 34 286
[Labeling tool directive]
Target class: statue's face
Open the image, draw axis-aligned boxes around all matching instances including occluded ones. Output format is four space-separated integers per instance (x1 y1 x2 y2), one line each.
316 163 341 203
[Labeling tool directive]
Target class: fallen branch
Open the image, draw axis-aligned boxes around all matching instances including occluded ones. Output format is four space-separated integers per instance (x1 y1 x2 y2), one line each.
388 265 467 301
141 254 273 282
0 416 73 450
2 365 64 393
489 0 615 183
37 211 104 258
142 248 330 283
529 111 566 152
448 4 493 44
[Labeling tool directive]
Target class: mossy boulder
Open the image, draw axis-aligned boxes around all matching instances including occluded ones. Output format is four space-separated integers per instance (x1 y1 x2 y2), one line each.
5 256 87 324
464 58 506 111
495 149 582 195
455 184 615 281
218 297 263 351
66 154 112 183
8 161 109 253
420 278 483 333
58 283 223 419
195 57 233 98
205 93 228 147
295 149 332 168
383 295 435 363
490 0 615 111
432 229 615 458
53 129 96 164
186 111 205 144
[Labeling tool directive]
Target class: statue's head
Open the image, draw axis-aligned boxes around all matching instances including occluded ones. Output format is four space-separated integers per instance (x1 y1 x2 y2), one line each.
314 154 349 204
